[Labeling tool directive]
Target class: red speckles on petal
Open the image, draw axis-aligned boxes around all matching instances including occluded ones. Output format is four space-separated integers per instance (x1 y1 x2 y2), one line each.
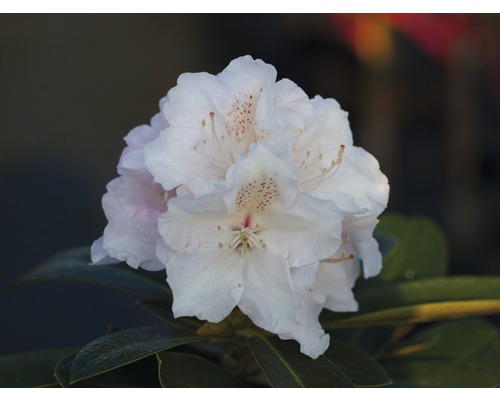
225 91 268 151
234 174 280 214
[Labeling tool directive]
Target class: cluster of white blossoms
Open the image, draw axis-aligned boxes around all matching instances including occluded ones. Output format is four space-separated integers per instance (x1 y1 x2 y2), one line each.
91 56 389 359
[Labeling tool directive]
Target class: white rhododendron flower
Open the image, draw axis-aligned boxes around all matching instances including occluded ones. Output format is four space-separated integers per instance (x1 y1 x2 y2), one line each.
93 55 389 359
91 107 172 271
157 141 344 337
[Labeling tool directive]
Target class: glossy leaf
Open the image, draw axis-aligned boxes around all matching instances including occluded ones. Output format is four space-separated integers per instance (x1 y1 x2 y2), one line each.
55 352 160 387
157 351 242 388
322 276 500 327
356 276 500 313
16 246 170 298
374 214 449 282
69 325 205 383
0 348 76 388
249 336 355 387
324 300 500 328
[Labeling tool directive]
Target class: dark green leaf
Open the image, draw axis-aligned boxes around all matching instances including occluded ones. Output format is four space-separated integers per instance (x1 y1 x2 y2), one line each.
70 325 205 383
324 340 392 387
248 336 354 388
384 319 500 364
0 348 76 388
53 352 75 387
157 351 242 388
381 319 500 387
382 359 499 387
136 299 201 330
374 214 449 282
16 246 170 299
55 352 160 387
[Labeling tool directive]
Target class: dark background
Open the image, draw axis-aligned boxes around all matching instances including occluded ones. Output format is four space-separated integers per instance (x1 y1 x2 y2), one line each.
1 14 499 356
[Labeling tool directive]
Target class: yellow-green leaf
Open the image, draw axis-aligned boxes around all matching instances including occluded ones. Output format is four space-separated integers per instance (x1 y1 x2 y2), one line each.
324 300 500 329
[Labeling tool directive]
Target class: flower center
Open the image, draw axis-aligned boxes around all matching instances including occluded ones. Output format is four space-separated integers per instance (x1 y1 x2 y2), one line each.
229 223 265 255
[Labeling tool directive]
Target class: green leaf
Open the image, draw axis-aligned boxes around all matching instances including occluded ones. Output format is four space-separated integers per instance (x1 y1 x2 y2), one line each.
322 276 500 328
248 336 355 387
356 276 500 313
69 325 205 383
382 359 499 387
384 319 500 366
324 339 392 387
325 300 500 328
374 214 449 282
0 348 76 388
381 319 500 387
16 246 170 299
55 352 160 387
136 299 201 330
157 351 242 388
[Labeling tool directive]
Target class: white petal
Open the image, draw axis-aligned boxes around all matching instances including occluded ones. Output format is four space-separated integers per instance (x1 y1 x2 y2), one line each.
144 126 226 193
90 237 120 265
98 174 166 271
237 250 299 334
117 110 167 175
167 250 244 323
102 209 164 271
314 241 360 312
295 97 353 187
260 194 343 267
343 216 383 278
319 146 389 218
163 72 219 129
157 191 234 254
278 267 330 359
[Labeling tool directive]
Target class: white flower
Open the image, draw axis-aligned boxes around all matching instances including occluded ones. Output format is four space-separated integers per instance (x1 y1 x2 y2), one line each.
157 141 344 340
143 56 389 278
144 55 311 195
91 107 172 270
293 95 389 279
278 235 361 358
93 55 390 358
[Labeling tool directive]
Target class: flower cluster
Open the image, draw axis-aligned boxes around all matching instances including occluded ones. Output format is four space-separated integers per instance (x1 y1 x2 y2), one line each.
92 56 389 359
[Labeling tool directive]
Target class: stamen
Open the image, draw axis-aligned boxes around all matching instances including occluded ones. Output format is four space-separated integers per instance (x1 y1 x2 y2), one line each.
322 251 354 264
299 144 346 190
227 222 264 255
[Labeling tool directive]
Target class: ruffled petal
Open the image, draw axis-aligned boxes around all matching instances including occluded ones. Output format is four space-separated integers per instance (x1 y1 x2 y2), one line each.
96 174 166 271
343 216 383 278
237 250 299 334
167 250 244 323
295 96 353 190
277 266 330 359
319 146 389 218
315 250 360 312
90 237 120 265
